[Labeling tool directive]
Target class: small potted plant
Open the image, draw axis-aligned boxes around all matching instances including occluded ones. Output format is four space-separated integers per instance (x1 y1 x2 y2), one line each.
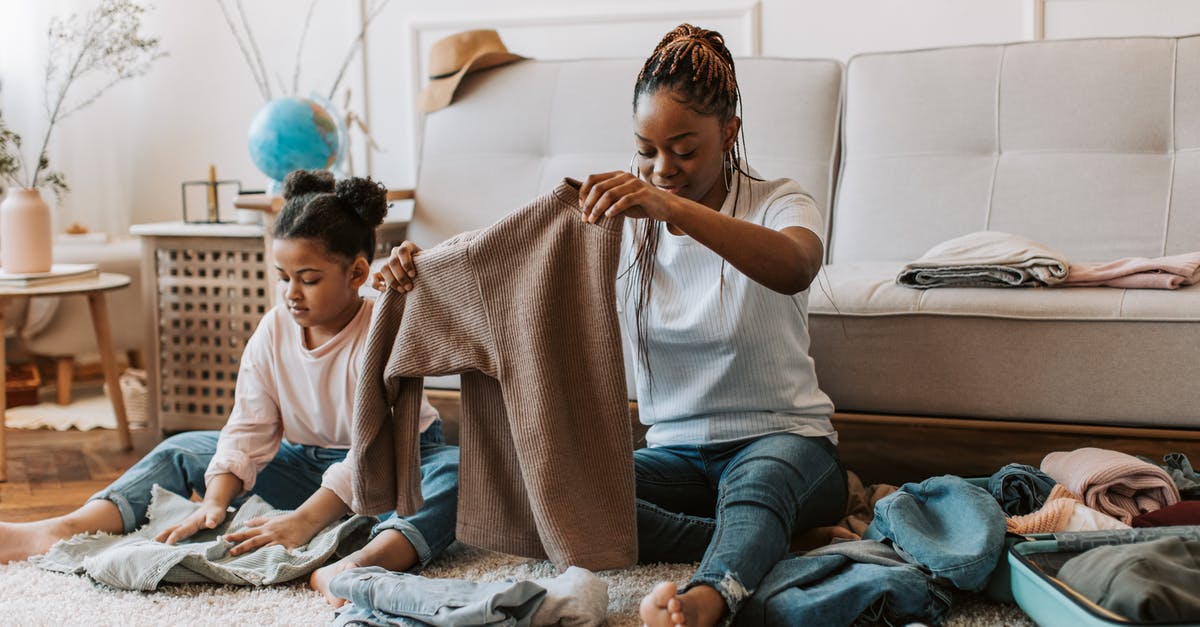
0 0 163 273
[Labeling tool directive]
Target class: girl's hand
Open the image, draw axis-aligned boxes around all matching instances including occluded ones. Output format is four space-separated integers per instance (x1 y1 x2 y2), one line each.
155 502 229 545
372 241 422 292
223 512 323 556
579 171 676 223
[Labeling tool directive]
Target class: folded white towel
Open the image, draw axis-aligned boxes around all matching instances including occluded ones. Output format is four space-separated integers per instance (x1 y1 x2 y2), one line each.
897 231 1069 288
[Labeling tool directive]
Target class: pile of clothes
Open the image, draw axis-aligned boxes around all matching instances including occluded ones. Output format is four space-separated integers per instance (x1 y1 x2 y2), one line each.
746 447 1200 626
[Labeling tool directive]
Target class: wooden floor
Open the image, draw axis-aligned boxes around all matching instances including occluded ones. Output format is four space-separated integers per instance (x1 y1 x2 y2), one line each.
3 393 1197 522
0 428 158 522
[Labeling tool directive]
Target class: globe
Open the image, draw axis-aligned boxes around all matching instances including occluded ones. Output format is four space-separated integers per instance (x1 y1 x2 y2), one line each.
247 97 343 185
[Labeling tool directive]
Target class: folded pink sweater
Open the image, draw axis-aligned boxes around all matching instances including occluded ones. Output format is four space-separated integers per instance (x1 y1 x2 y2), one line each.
1041 447 1181 525
1063 252 1200 289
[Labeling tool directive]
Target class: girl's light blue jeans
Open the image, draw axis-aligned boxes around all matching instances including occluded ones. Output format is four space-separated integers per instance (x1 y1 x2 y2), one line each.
90 421 460 567
634 432 848 617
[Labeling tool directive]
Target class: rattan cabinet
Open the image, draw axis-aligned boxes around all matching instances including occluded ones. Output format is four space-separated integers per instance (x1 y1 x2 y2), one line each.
131 222 273 433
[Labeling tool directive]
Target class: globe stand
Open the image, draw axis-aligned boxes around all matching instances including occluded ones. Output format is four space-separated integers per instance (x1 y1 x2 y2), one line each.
180 179 244 224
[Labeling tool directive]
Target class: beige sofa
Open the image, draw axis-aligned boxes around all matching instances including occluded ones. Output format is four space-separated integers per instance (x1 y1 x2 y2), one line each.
403 36 1200 481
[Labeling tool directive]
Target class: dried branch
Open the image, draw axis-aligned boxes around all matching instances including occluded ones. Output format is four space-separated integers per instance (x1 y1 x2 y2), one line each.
236 0 272 100
292 0 320 96
215 0 269 100
327 0 391 100
25 0 164 191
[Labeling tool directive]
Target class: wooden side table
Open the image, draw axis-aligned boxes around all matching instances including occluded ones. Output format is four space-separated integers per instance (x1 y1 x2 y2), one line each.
0 272 133 482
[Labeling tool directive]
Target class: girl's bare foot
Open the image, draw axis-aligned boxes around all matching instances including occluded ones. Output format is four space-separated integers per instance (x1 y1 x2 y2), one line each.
0 500 123 563
309 529 420 607
309 555 361 607
0 520 71 563
639 581 727 627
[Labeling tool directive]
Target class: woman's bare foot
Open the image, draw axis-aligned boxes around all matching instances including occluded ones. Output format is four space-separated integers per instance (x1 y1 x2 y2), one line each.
309 555 361 607
639 581 726 627
309 529 420 607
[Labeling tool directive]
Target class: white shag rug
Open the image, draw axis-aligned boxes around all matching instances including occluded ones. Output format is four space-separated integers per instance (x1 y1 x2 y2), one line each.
0 541 1033 626
5 394 145 432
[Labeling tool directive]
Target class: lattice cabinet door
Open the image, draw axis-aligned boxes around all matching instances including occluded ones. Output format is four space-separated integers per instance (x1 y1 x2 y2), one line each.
135 227 274 432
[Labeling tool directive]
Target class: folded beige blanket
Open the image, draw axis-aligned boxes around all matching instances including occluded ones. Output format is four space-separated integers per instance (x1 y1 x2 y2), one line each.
897 231 1069 288
1063 252 1200 289
1041 447 1181 525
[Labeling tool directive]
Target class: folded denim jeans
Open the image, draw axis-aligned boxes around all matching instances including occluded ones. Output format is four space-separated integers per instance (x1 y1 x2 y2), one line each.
1164 452 1200 499
737 540 952 627
988 463 1056 515
865 475 1006 591
329 565 608 627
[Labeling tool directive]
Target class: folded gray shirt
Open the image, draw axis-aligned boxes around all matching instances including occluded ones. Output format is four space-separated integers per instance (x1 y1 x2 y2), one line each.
897 231 1069 288
1058 536 1200 623
32 485 374 591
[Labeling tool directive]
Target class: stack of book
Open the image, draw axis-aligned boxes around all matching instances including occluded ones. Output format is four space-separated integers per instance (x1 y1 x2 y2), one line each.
0 263 99 287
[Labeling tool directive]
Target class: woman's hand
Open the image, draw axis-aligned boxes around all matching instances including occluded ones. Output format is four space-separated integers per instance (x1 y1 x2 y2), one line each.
155 502 229 545
372 241 421 292
223 512 324 556
579 171 677 224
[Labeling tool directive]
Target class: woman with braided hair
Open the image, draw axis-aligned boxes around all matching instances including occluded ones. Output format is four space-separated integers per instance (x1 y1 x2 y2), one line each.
580 24 849 626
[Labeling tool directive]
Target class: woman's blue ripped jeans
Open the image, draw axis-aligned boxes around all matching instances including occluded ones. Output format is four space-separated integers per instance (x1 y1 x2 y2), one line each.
89 421 460 570
634 432 848 618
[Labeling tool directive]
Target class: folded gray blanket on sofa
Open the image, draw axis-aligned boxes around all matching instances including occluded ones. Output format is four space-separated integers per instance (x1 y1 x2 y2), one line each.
897 231 1069 288
32 485 374 590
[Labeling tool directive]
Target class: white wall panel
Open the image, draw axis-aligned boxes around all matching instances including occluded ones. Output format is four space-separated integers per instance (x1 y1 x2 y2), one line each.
1045 0 1200 39
761 0 1030 61
365 0 759 193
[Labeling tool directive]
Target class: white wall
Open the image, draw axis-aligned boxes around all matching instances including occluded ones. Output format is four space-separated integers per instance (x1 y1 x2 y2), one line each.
0 0 365 234
3 0 1200 235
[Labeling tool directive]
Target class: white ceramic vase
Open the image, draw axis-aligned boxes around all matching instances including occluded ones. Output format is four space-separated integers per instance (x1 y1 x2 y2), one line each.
0 188 54 273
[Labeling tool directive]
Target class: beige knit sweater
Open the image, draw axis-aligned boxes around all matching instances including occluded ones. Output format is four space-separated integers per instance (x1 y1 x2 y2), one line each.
349 179 637 570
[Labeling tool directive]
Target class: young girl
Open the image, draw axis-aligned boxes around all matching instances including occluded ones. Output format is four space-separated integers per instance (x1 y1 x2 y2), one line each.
578 24 848 627
0 170 460 605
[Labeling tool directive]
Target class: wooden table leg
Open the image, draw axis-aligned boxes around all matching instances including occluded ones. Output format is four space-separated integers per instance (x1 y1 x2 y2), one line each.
87 292 132 451
0 296 7 482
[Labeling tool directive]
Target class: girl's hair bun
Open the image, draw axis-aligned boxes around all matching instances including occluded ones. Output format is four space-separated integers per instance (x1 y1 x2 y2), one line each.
282 169 335 200
335 177 388 227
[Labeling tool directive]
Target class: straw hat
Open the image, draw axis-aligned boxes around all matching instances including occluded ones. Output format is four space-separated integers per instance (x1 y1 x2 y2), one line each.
417 29 526 113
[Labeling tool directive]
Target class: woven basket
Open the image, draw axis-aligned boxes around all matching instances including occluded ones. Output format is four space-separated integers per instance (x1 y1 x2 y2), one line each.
119 368 150 428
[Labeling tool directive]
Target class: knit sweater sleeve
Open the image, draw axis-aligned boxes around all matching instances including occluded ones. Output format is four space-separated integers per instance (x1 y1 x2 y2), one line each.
351 239 495 517
348 287 420 515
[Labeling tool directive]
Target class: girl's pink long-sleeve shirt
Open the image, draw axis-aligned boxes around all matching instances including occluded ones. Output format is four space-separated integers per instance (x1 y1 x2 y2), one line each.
205 299 438 506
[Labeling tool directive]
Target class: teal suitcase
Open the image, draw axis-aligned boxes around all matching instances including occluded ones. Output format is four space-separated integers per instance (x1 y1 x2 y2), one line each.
1006 527 1200 627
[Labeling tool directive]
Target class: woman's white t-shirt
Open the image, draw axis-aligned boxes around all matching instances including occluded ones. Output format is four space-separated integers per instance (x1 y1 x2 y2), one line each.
617 173 836 447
